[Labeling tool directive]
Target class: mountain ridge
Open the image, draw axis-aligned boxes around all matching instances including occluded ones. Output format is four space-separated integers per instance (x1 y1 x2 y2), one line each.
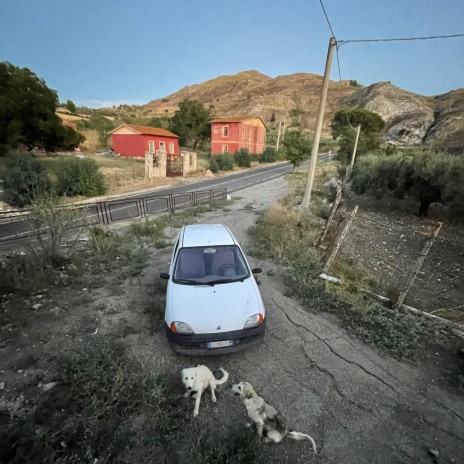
131 70 463 152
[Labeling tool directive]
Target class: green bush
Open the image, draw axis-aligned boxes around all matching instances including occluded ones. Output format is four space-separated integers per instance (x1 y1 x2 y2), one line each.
260 147 277 163
209 156 219 173
217 153 234 171
56 157 107 197
233 148 251 168
2 153 53 207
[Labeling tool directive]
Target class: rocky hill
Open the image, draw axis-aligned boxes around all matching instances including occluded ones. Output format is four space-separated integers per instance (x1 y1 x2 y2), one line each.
132 70 463 152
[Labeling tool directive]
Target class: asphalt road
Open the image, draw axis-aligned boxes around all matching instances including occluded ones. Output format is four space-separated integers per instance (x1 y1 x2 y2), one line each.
0 154 332 244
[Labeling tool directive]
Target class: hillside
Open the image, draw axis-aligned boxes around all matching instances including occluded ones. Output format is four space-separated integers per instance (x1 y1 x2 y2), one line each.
113 70 463 152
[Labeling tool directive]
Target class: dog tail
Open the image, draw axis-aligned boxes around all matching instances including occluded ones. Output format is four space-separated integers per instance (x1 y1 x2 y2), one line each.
215 368 229 384
287 431 317 453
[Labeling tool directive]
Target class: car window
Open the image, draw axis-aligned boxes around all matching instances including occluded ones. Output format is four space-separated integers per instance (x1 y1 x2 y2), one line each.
173 245 250 284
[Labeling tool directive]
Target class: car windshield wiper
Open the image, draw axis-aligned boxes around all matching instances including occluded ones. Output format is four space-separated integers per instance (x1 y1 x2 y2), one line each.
174 279 205 285
208 278 244 285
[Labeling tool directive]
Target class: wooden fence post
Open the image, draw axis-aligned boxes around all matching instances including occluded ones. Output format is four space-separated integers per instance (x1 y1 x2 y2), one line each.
323 205 358 272
394 222 443 311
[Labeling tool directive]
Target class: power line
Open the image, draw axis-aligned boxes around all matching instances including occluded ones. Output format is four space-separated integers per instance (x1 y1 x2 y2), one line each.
338 33 464 46
319 0 336 38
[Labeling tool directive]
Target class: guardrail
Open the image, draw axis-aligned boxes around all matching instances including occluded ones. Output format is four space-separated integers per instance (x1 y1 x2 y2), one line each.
0 188 227 242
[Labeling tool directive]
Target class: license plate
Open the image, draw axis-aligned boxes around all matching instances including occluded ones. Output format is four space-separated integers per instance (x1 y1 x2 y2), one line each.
207 340 233 349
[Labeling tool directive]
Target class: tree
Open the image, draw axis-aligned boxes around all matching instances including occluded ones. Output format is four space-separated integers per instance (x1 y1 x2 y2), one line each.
270 111 276 123
65 99 77 114
282 131 311 171
332 108 385 163
0 62 83 154
350 150 464 219
89 114 114 148
281 102 311 170
169 99 214 150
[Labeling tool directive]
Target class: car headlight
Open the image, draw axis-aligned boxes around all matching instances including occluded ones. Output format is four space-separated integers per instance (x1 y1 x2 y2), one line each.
170 321 194 334
243 313 264 329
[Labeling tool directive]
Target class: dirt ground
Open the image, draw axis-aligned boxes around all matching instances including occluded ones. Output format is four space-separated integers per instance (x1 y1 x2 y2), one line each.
341 193 464 323
1 175 464 463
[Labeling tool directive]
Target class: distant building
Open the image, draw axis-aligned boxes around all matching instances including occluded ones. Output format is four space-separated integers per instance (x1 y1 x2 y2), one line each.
211 116 267 155
110 124 180 158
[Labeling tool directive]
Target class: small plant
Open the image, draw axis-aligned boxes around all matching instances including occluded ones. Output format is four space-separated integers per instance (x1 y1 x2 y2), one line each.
26 195 89 264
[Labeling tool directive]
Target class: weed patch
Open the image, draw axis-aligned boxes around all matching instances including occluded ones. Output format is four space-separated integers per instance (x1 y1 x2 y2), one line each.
248 197 445 359
0 338 179 463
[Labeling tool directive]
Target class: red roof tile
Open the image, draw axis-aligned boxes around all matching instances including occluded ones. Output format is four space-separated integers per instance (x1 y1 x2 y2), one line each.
111 124 179 138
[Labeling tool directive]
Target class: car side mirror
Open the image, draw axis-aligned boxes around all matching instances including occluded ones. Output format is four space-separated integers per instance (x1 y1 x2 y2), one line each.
252 268 262 274
160 273 170 280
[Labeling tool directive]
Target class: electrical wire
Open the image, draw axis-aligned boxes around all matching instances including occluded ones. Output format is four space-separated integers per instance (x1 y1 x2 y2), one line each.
338 33 464 47
319 0 336 38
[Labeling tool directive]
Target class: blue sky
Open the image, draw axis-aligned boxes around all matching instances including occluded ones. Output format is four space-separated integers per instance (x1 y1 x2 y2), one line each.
1 0 463 107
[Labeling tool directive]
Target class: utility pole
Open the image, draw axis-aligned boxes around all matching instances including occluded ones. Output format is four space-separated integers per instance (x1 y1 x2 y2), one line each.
301 37 337 209
350 125 361 170
276 121 282 151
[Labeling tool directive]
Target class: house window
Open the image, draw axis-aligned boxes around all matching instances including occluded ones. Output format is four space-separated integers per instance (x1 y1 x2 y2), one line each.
223 126 229 137
169 142 175 154
222 145 229 153
148 141 154 152
159 141 166 152
242 127 245 139
249 129 253 142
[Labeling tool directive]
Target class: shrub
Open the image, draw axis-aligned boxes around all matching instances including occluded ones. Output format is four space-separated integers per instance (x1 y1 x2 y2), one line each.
56 157 107 197
260 147 277 163
216 153 234 171
2 152 53 207
233 148 251 168
208 155 219 173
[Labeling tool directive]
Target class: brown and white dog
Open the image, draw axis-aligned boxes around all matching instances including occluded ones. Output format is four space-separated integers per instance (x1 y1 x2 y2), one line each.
231 381 317 453
181 365 229 417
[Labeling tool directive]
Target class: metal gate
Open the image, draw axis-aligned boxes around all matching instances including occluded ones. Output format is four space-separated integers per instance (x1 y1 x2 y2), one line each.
166 155 183 177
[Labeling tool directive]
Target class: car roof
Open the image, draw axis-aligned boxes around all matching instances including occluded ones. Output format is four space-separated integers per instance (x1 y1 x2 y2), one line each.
181 224 237 248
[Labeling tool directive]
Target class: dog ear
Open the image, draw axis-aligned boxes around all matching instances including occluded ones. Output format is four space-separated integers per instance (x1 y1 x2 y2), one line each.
244 390 253 399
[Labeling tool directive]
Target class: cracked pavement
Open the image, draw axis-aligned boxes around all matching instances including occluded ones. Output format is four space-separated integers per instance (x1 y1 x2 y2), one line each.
117 175 464 462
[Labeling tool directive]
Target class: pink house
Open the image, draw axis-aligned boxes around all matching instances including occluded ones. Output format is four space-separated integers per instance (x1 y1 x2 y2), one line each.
210 116 267 155
110 124 180 158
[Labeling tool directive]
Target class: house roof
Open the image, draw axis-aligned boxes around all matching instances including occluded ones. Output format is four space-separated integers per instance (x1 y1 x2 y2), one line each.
110 124 179 138
211 116 267 128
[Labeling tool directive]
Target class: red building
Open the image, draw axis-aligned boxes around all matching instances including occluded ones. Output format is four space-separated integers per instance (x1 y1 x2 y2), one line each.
110 124 180 158
211 116 266 155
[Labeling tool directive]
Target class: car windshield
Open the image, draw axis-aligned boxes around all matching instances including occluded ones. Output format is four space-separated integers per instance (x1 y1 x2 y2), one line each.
173 245 250 285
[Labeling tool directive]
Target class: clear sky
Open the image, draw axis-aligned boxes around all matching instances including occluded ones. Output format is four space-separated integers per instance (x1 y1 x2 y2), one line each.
1 0 463 107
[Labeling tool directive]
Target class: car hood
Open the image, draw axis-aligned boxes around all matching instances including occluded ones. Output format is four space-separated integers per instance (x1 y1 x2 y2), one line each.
170 278 263 333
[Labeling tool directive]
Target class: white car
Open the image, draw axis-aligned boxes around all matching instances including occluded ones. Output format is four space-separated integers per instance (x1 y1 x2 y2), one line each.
160 224 266 355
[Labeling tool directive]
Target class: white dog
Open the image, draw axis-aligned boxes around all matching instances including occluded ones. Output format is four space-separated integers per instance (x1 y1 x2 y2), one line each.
181 365 229 417
231 382 317 453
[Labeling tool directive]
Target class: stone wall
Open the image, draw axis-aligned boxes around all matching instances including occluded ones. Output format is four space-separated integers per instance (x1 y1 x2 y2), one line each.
181 151 197 175
145 150 167 178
